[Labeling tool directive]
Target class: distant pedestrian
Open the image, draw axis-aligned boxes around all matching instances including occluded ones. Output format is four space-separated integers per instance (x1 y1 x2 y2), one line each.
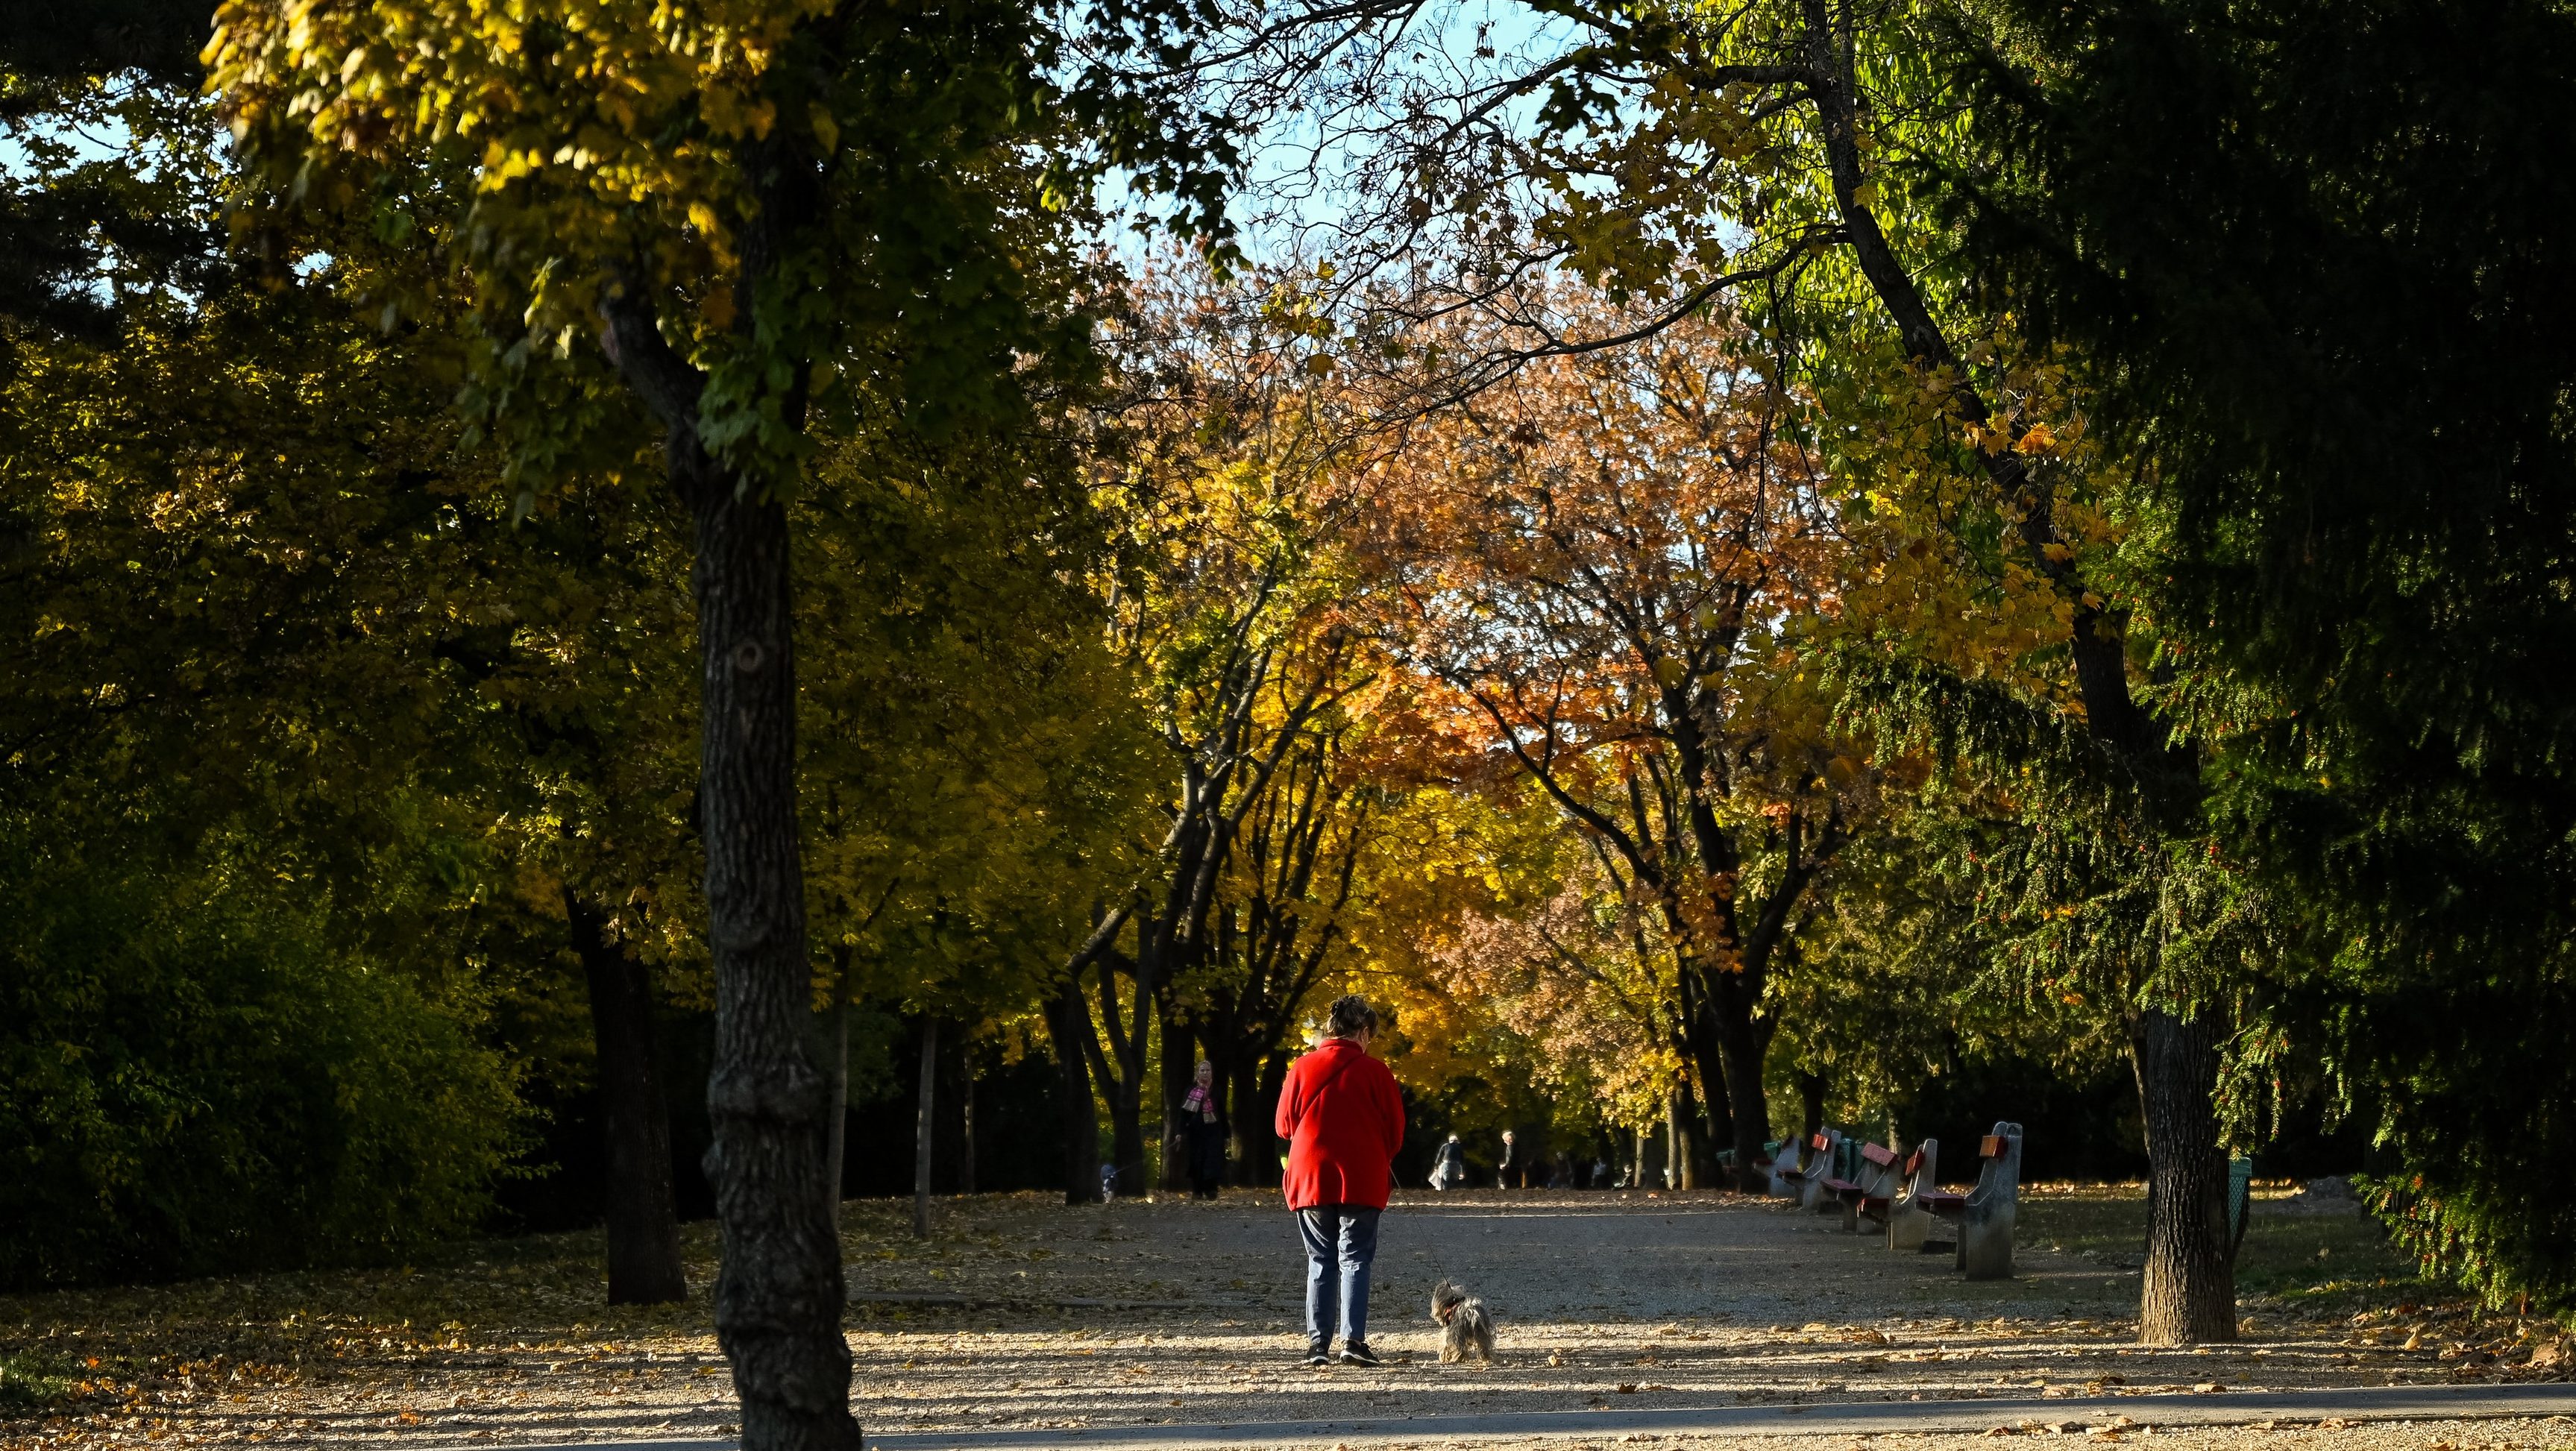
1498 1130 1521 1189
1275 995 1406 1367
1180 1060 1228 1200
1430 1134 1467 1191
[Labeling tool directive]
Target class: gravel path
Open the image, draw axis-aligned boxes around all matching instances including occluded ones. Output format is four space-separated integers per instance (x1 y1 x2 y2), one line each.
19 1189 2553 1451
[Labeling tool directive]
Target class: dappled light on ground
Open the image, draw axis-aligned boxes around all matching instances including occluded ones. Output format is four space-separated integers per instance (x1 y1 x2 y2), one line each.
4 1187 2554 1448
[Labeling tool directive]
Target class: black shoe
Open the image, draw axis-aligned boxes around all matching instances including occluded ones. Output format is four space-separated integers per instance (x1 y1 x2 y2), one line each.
1339 1341 1383 1367
1304 1344 1331 1367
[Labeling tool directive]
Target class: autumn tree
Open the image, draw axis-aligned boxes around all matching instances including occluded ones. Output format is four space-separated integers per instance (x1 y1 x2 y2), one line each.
1348 300 1866 1186
1144 0 2250 1341
1058 341 1368 1195
199 0 1227 1431
1436 854 1692 1159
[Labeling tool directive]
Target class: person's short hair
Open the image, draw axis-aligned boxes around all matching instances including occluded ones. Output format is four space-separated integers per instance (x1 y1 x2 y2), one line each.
1325 994 1377 1038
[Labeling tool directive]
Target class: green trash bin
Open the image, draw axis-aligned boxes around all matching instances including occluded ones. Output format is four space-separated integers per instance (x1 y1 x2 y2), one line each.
2226 1156 2255 1253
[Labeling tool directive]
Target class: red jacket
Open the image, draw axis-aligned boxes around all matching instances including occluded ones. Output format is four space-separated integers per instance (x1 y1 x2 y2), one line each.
1274 1037 1407 1210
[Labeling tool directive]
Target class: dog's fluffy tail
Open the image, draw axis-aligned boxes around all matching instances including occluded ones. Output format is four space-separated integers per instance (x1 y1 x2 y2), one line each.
1461 1301 1496 1362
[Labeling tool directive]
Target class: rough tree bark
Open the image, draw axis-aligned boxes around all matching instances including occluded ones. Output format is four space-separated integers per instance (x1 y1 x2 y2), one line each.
683 455 853 1449
1711 970 1778 1192
599 144 855 1441
2133 1008 2237 1343
912 1017 937 1239
565 893 688 1306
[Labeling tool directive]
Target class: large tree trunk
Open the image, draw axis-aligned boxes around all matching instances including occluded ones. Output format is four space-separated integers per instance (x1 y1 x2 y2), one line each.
1041 984 1100 1205
1712 973 1777 1192
911 1017 937 1238
1097 969 1150 1197
1691 1040 1731 1184
565 893 688 1305
1797 1070 1827 1144
681 453 855 1451
2133 1008 2237 1344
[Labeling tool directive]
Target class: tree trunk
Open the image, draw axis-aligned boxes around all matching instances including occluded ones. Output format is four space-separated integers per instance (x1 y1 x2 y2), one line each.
934 1024 970 1194
1245 1052 1290 1186
960 1070 977 1197
1798 1070 1827 1145
566 893 688 1306
1157 995 1192 1195
682 459 855 1451
1042 983 1099 1206
2133 1007 2237 1344
1665 1089 1689 1189
1713 975 1778 1192
1101 977 1149 1197
603 204 849 1443
1694 1043 1732 1183
912 1017 937 1239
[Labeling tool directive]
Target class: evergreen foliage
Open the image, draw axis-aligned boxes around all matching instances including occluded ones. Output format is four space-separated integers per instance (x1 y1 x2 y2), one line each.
1941 0 2576 1309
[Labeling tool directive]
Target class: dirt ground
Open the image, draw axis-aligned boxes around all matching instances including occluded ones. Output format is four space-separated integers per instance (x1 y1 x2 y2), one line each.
1 1187 2558 1450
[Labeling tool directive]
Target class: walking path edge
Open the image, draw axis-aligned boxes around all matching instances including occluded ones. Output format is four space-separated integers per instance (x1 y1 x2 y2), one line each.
472 1379 2576 1451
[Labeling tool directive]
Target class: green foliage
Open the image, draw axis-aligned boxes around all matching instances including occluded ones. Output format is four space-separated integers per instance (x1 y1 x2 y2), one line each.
0 824 523 1290
1941 0 2576 1312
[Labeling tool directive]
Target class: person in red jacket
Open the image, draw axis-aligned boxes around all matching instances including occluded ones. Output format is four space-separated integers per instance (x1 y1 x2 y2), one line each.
1275 993 1407 1367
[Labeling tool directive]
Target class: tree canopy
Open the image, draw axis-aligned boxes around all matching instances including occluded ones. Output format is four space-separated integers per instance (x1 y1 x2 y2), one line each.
8 1 2576 1441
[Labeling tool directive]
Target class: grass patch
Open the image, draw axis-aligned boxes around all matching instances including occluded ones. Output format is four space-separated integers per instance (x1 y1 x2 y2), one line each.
0 1348 77 1415
2017 1183 2453 1319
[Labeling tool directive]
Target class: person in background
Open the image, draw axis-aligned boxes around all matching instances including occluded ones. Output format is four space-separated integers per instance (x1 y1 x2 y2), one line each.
1498 1129 1521 1189
1179 1060 1228 1200
1275 995 1407 1367
1430 1134 1467 1191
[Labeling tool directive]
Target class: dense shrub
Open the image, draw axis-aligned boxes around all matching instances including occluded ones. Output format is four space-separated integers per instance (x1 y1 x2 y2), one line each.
0 832 523 1289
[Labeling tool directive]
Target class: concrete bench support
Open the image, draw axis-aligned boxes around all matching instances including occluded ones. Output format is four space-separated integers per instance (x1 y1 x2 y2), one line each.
1885 1140 1961 1253
1955 1121 2025 1280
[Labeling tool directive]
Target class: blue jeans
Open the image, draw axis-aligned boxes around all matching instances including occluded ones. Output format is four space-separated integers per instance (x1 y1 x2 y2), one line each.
1295 1205 1381 1347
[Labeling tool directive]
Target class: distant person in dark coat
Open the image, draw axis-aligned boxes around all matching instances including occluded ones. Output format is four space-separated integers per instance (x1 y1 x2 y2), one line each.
1180 1060 1228 1199
1498 1130 1521 1189
1275 995 1406 1367
1430 1134 1468 1190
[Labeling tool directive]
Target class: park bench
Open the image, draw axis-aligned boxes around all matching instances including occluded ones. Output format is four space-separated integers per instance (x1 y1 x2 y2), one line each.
1828 1140 1906 1233
1885 1139 1964 1252
1795 1129 1848 1212
1769 1129 1838 1203
1955 1122 2025 1280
